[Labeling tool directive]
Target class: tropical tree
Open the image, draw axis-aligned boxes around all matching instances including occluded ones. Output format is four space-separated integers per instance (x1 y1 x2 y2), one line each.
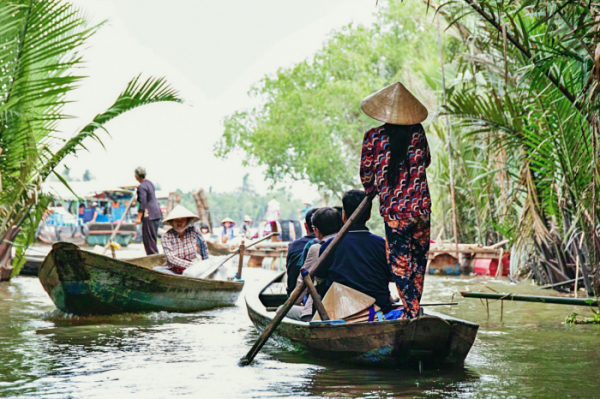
216 0 443 199
0 0 182 277
432 0 600 293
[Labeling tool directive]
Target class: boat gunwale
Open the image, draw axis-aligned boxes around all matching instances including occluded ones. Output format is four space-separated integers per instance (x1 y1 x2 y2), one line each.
250 271 479 331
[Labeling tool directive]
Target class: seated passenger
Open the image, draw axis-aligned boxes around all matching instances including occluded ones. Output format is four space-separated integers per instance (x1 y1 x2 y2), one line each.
220 217 235 243
286 208 342 322
285 207 319 295
160 205 209 274
315 190 393 312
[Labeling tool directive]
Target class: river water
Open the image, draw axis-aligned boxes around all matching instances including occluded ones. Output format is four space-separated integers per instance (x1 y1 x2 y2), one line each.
1 267 599 398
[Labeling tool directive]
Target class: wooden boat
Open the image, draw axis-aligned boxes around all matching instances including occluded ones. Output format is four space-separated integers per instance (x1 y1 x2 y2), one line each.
39 242 244 316
246 272 479 368
19 255 45 276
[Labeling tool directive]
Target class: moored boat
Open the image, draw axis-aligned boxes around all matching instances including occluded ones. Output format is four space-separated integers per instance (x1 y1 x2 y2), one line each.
39 242 244 315
246 272 479 368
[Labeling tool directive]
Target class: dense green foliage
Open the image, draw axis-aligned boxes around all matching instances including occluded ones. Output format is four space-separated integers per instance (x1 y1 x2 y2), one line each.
0 1 181 276
436 0 600 292
217 1 443 198
218 0 600 292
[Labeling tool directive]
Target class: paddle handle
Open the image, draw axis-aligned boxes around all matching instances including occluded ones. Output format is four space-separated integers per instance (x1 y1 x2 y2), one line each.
302 269 329 321
237 240 245 280
240 194 374 366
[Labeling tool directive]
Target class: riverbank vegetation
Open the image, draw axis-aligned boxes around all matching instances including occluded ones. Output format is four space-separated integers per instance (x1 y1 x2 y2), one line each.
217 0 600 294
0 0 181 277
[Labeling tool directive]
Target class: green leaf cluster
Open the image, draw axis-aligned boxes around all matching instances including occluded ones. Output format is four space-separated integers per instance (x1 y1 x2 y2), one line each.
216 0 442 198
0 0 182 276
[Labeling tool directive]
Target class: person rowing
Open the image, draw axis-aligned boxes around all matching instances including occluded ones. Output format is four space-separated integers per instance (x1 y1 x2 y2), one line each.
157 205 209 275
359 82 431 319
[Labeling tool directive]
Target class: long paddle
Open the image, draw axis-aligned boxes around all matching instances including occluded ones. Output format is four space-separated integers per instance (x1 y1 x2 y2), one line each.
240 194 374 366
102 194 137 255
202 232 279 279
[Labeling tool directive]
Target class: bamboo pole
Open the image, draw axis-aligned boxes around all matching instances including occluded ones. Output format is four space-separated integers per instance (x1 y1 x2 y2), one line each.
437 18 459 258
461 291 599 306
102 194 136 255
538 276 584 290
302 270 329 321
240 194 374 366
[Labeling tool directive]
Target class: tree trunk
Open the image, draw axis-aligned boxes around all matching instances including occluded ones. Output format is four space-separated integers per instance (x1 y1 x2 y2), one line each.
192 188 212 233
0 226 21 281
166 192 181 215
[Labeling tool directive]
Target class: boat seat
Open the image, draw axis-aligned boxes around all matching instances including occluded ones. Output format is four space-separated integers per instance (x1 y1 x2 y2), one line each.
262 282 287 296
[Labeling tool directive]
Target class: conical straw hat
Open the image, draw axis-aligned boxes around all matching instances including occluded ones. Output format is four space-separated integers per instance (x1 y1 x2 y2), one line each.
221 217 235 226
312 282 376 321
163 205 200 225
360 82 428 125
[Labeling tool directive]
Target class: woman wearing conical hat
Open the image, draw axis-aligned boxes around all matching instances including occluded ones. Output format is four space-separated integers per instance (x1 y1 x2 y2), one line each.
160 205 209 274
220 217 235 243
359 82 431 319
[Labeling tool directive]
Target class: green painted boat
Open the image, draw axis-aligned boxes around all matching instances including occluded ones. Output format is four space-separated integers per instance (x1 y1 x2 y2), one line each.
246 272 479 368
39 242 244 316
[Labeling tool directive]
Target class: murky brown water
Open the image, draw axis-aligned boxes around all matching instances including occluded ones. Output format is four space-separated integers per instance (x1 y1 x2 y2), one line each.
1 267 599 398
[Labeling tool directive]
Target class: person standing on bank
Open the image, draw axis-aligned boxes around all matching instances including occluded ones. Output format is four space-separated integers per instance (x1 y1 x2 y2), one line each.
134 167 162 255
359 82 431 319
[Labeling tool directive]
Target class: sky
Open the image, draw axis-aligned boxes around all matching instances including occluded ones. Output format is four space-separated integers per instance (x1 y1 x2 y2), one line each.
59 0 379 198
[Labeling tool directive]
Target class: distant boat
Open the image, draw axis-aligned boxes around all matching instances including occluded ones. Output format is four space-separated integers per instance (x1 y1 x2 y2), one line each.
39 242 244 316
246 272 479 368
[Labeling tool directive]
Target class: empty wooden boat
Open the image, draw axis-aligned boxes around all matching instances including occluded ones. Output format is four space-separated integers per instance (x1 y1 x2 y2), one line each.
246 272 478 368
39 242 244 316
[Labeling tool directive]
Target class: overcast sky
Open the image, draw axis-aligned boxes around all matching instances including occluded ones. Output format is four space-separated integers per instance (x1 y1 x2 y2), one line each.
59 0 378 198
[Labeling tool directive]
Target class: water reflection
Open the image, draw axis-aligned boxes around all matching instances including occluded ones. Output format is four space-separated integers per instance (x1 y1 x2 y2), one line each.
1 270 599 398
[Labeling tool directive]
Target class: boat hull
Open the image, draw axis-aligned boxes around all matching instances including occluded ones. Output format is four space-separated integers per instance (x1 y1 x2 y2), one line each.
39 242 244 315
246 274 478 368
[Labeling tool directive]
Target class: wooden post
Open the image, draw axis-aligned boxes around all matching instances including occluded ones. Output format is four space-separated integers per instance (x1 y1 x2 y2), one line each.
102 194 136 255
240 194 374 366
302 270 329 321
437 17 460 259
237 240 245 280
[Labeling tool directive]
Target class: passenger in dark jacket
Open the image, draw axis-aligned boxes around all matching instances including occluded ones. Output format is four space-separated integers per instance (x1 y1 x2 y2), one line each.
134 167 162 255
285 207 319 295
315 190 393 311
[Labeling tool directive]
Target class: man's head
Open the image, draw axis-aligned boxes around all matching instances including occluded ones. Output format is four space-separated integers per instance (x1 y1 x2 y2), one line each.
304 207 319 234
311 207 343 240
342 190 371 225
134 167 146 182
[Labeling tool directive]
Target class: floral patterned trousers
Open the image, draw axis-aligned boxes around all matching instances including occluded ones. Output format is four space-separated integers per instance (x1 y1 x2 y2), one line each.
384 214 430 319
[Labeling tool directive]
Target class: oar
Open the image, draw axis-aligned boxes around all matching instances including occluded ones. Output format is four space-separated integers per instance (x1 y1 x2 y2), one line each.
102 194 136 256
240 194 374 366
203 233 279 279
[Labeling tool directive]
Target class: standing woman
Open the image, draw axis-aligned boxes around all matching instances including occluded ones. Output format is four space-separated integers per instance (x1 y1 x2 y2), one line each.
359 82 431 319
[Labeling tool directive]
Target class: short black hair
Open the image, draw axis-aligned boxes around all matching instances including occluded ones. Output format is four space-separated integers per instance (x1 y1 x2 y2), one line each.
342 189 371 225
333 206 343 219
311 208 343 237
305 207 319 233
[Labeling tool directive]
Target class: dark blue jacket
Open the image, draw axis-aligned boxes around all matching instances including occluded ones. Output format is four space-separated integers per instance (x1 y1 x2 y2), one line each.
285 233 316 295
316 225 392 309
137 180 162 220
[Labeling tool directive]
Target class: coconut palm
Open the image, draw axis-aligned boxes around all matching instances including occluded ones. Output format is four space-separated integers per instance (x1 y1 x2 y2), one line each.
0 0 182 278
431 0 600 294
